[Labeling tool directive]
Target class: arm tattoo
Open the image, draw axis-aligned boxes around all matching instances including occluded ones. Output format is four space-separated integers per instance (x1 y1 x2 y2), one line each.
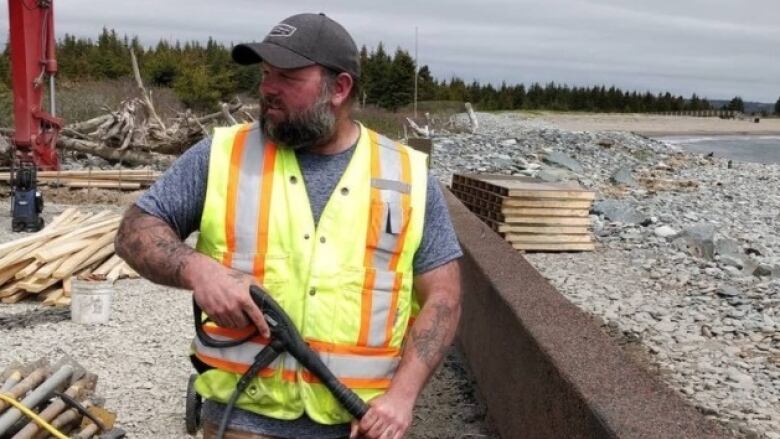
115 205 198 288
409 301 457 368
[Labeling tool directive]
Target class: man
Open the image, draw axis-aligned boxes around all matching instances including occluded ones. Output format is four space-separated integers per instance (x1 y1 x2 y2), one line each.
115 12 462 439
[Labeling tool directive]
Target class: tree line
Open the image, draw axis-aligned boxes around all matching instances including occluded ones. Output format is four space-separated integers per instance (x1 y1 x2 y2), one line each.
0 28 778 115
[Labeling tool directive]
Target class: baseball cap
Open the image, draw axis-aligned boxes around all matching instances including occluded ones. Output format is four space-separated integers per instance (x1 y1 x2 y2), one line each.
232 13 360 79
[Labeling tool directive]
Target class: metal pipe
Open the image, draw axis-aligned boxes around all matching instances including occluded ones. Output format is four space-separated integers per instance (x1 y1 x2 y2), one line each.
11 377 90 439
1 371 23 393
0 368 47 414
0 365 73 435
49 75 56 117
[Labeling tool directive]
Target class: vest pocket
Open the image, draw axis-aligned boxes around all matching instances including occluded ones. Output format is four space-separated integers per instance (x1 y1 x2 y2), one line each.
330 266 412 348
368 201 412 262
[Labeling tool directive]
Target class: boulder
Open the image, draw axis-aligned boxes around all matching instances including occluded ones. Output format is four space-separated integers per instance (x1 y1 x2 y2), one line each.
610 166 635 186
542 151 584 173
673 224 716 260
592 199 646 225
654 225 678 239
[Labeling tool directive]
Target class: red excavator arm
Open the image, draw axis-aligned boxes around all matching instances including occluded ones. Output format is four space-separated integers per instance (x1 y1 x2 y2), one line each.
8 0 61 170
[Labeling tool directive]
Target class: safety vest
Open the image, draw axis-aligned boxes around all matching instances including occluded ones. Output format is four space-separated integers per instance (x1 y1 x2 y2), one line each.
192 122 428 424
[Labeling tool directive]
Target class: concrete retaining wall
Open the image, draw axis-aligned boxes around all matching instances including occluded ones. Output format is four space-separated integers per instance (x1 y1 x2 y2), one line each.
446 190 731 438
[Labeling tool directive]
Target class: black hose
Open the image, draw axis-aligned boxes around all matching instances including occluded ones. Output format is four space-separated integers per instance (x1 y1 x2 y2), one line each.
195 285 369 439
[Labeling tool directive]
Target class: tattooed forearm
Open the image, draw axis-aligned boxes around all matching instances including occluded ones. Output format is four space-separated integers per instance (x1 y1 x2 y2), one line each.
409 301 457 367
115 205 199 288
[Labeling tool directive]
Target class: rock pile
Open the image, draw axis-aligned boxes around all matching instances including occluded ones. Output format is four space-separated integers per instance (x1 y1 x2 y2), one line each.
430 112 780 438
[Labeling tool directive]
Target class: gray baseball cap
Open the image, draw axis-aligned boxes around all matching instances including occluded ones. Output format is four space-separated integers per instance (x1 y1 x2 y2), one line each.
232 13 360 79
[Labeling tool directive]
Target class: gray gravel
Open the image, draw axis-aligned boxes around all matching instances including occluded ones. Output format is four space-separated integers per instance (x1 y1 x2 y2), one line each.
431 112 780 439
0 204 495 438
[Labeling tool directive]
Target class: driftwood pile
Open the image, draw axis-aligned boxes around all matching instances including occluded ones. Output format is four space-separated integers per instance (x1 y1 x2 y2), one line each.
1 49 256 168
0 357 122 438
0 208 138 307
0 169 160 191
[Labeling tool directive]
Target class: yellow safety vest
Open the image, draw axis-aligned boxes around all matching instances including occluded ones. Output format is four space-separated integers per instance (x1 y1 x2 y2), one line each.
192 122 428 424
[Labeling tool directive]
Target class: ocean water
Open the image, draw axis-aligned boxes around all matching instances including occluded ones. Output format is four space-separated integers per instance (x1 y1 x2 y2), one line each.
659 135 780 165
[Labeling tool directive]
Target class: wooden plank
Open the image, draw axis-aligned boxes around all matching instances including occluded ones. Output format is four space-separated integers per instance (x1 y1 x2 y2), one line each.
64 181 142 190
502 207 589 217
0 261 28 286
93 254 123 276
505 234 593 244
453 174 595 199
54 232 117 279
42 288 65 306
17 277 59 293
34 239 93 263
451 188 592 210
1 291 28 304
503 216 591 226
14 260 43 280
497 225 589 235
512 242 595 252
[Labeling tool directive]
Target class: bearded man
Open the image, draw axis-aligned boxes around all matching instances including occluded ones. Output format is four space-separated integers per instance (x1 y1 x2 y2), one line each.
115 12 462 439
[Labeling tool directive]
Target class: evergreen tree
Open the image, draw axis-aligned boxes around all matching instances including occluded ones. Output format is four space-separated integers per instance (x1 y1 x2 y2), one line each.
774 97 780 115
725 96 745 112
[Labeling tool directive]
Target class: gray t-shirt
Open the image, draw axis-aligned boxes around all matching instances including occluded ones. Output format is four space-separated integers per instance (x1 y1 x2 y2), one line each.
135 134 462 437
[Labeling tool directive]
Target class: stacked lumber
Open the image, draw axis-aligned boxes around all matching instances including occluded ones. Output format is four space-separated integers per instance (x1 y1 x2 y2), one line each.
0 208 139 307
0 357 123 438
451 174 596 252
0 169 160 190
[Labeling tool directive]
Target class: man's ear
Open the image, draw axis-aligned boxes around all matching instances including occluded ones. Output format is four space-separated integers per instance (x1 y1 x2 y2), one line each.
330 72 354 107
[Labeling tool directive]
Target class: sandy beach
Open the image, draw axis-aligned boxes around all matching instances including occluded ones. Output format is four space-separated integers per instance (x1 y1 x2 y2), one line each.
520 112 780 137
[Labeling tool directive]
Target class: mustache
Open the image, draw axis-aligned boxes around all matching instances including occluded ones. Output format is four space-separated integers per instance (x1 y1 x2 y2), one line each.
261 95 285 110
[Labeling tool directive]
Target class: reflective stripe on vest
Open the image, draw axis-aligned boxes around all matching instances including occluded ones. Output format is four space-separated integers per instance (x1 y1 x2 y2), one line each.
221 124 277 280
359 131 412 347
194 324 399 388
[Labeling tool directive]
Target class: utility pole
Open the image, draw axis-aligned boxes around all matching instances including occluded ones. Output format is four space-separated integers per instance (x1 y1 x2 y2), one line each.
413 26 418 118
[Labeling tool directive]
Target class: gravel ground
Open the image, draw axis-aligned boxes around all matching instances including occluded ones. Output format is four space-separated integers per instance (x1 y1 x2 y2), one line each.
431 112 780 439
0 202 496 438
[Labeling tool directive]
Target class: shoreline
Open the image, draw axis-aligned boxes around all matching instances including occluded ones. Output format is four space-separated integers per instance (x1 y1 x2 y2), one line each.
639 130 780 138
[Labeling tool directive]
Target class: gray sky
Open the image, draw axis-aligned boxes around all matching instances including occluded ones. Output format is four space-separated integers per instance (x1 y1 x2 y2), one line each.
2 0 778 102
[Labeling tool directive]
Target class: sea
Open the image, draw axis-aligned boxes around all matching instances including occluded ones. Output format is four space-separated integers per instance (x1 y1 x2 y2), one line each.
659 135 780 165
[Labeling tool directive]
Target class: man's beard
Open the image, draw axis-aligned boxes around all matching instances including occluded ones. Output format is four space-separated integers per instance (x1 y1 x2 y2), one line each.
260 85 337 150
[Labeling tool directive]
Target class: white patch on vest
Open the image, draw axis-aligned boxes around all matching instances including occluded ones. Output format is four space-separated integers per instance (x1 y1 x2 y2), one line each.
269 24 296 37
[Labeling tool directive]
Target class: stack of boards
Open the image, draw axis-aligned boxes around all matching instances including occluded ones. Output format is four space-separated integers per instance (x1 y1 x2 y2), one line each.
451 174 596 252
0 169 161 190
0 208 139 306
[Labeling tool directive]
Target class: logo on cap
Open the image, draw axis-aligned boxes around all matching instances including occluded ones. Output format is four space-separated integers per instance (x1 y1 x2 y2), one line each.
269 23 296 37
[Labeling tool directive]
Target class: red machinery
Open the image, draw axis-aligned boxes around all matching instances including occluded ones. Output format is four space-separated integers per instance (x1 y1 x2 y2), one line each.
8 0 62 170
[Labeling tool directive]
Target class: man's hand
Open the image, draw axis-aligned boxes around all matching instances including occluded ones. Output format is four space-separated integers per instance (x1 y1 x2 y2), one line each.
185 257 270 337
349 391 414 439
115 205 269 337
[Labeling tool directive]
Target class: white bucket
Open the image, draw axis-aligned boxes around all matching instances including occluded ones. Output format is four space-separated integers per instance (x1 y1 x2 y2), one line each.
70 279 114 324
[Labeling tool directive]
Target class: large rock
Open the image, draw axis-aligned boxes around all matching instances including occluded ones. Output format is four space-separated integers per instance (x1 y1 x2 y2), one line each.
610 166 635 186
673 224 716 260
592 199 646 225
542 151 584 174
537 168 577 183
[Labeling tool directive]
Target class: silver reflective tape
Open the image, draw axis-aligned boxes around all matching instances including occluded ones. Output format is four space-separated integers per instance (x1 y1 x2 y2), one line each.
193 334 287 371
388 201 404 235
323 353 399 380
374 270 397 291
372 234 396 269
377 136 402 182
370 178 410 194
232 126 264 262
232 256 254 274
368 291 393 346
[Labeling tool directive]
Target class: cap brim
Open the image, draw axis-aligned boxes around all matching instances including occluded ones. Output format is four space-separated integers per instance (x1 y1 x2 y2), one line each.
232 42 316 69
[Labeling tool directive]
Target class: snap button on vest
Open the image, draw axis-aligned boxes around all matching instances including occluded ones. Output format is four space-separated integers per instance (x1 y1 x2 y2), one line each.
304 233 310 240
309 287 316 296
340 187 349 195
289 175 298 184
319 236 326 243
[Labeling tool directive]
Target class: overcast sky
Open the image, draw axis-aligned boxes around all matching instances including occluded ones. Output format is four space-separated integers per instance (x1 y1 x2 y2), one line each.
2 0 778 102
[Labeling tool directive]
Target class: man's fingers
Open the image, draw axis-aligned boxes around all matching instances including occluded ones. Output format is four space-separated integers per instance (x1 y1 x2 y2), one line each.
243 299 270 338
349 421 360 439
